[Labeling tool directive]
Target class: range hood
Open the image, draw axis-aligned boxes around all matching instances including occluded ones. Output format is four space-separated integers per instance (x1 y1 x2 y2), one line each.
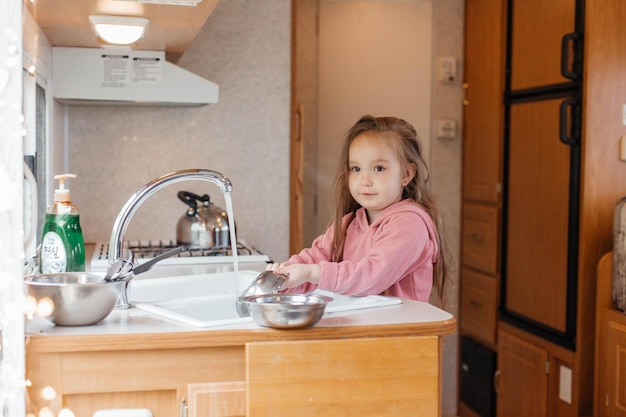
52 47 218 106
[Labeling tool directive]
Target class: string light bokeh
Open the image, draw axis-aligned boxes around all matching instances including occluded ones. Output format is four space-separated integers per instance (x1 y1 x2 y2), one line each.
0 0 27 416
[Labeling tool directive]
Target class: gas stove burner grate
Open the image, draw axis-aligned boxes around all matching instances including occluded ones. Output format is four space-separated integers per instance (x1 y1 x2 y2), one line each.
90 239 271 270
116 240 254 259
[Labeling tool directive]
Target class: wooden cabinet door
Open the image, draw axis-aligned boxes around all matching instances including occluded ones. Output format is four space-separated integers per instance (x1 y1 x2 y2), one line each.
604 321 626 417
460 268 498 347
187 381 245 417
497 331 549 417
246 337 441 417
462 203 500 275
290 0 319 251
504 98 571 333
509 0 576 90
462 0 505 204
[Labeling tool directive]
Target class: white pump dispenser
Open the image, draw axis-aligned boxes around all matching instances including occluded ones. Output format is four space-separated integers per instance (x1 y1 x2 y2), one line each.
53 173 75 204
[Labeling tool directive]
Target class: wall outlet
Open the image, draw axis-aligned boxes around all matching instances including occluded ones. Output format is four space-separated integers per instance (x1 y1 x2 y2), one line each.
438 56 456 83
436 119 457 139
559 365 572 404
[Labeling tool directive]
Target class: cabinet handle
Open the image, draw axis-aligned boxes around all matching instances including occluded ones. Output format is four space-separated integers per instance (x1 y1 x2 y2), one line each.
294 102 304 142
469 299 483 309
180 397 188 417
559 98 580 145
494 370 501 394
561 32 581 80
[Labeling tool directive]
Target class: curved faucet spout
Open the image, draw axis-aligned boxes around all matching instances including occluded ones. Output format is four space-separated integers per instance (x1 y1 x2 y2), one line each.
108 169 233 263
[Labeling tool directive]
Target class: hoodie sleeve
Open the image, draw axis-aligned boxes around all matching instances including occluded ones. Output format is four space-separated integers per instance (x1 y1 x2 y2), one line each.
278 222 336 294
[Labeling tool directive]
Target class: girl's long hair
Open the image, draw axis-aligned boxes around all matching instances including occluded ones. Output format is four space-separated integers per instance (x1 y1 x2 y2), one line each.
329 115 454 307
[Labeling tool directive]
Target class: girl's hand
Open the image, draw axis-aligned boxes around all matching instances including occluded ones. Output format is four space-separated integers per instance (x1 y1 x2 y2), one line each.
266 262 321 288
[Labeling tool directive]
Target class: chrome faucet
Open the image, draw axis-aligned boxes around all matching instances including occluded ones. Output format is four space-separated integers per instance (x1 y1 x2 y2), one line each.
108 169 233 264
108 169 233 308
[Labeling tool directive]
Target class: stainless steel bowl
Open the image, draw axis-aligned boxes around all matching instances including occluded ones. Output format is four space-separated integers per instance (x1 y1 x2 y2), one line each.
24 272 126 326
236 270 288 317
242 294 333 329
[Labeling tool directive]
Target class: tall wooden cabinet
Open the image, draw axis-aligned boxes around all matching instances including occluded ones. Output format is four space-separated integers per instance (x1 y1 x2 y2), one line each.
459 0 505 349
459 0 505 415
461 0 626 416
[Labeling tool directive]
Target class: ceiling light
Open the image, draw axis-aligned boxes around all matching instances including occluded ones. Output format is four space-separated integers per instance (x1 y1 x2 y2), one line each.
89 15 150 46
115 0 202 5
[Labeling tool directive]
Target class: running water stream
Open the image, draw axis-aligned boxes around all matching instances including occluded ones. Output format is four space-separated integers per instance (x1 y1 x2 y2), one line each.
223 192 240 294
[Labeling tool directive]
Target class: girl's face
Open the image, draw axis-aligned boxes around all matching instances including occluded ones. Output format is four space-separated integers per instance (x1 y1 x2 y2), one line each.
348 132 416 223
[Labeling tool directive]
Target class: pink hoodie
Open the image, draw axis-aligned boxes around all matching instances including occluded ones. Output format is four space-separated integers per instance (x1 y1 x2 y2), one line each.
283 199 438 302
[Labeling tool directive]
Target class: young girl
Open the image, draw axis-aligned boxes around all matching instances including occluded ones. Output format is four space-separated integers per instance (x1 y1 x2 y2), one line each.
269 115 452 306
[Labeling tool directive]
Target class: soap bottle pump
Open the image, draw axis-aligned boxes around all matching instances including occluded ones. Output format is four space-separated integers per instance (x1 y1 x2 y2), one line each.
40 173 86 273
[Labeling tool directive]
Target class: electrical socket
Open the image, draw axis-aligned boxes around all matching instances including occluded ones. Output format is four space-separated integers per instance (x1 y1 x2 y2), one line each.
559 365 572 404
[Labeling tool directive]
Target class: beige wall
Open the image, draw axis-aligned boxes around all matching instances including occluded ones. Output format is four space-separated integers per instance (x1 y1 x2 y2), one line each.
316 0 434 234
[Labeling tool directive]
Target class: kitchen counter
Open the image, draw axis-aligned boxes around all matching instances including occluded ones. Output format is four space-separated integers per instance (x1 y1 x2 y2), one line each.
26 277 456 417
26 297 456 351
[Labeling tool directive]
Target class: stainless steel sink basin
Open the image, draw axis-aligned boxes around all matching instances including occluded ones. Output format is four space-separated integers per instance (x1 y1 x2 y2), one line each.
130 270 402 328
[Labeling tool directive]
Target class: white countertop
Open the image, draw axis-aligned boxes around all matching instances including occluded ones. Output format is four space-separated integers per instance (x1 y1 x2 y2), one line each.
27 259 456 342
26 297 455 337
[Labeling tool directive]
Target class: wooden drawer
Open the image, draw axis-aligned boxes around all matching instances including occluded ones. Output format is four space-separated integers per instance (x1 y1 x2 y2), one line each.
462 203 499 275
460 268 498 346
247 337 441 416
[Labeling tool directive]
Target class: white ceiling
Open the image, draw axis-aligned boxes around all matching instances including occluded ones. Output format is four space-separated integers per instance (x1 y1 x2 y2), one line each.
23 0 219 62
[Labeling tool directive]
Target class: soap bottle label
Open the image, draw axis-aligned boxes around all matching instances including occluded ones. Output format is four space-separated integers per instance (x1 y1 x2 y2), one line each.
41 231 67 273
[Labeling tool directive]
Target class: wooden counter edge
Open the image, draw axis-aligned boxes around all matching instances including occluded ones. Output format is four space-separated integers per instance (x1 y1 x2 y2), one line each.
26 317 457 353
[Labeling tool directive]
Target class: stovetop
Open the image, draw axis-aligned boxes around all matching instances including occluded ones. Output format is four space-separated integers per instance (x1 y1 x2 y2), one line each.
90 239 271 271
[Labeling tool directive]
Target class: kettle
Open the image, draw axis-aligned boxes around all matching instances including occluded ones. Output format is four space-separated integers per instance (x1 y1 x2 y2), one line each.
176 191 231 249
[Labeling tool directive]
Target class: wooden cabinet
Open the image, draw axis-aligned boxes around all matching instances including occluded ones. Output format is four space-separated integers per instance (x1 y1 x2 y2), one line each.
26 346 246 417
496 323 576 417
460 268 498 349
597 320 626 417
460 0 505 414
496 330 549 417
462 0 626 416
462 0 505 205
26 329 453 417
460 0 505 347
595 253 626 417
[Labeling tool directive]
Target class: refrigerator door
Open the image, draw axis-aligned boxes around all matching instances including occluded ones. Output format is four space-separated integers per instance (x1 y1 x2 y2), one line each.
501 0 584 348
502 95 579 342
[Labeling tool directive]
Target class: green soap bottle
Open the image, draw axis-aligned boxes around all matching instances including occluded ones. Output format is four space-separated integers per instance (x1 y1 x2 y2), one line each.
41 173 86 273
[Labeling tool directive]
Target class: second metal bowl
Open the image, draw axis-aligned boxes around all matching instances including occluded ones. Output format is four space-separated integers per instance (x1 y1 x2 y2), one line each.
241 293 333 329
24 272 125 326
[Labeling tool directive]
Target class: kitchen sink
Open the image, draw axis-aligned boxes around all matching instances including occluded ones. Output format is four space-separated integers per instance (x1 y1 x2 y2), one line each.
129 270 402 328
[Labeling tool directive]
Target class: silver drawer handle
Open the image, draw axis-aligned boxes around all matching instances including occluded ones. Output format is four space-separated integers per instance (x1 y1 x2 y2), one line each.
180 397 187 417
